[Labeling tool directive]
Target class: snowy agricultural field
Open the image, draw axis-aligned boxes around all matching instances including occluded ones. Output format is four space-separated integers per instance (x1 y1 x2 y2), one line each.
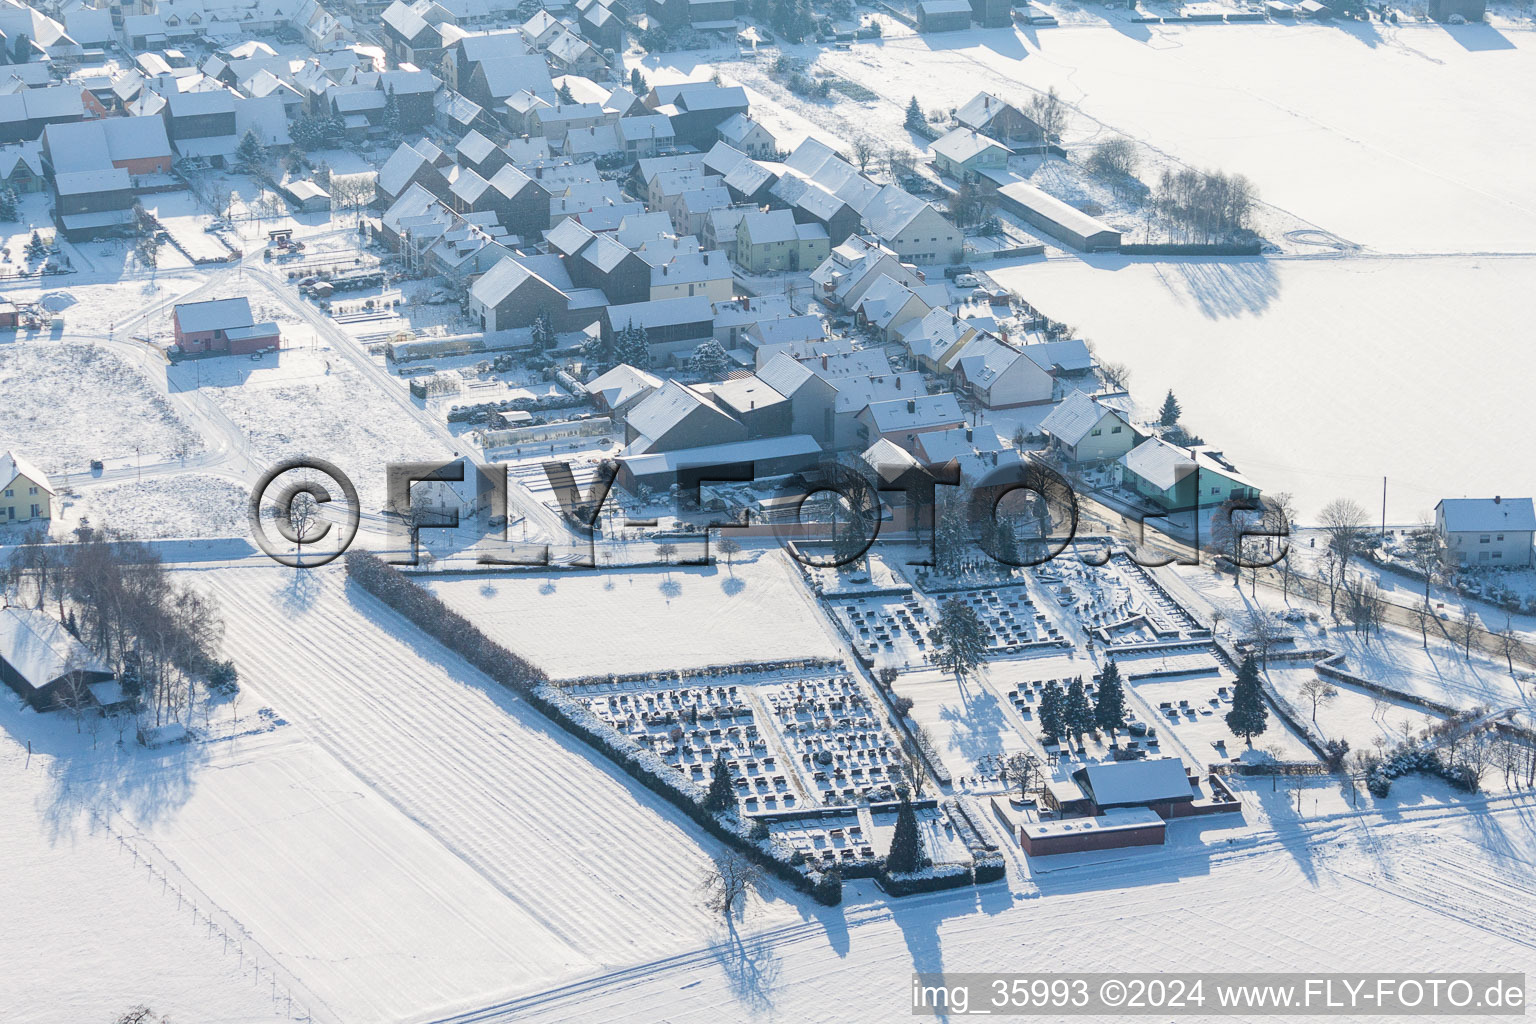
60 473 250 539
0 339 203 477
995 254 1536 521
500 795 1536 1023
187 564 813 1015
0 724 281 1024
424 548 841 678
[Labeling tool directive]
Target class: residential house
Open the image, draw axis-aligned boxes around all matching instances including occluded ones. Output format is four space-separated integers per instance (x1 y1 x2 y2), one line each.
647 250 733 302
172 297 281 356
734 209 829 274
992 176 1122 252
470 254 605 333
1435 497 1536 568
587 363 662 417
930 126 1010 182
644 81 749 150
856 393 966 452
0 451 52 525
809 234 926 310
948 334 1055 408
716 112 776 158
1039 389 1140 463
0 141 44 192
706 375 791 439
955 92 1042 146
647 0 738 31
43 115 174 176
376 141 451 206
1118 437 1260 513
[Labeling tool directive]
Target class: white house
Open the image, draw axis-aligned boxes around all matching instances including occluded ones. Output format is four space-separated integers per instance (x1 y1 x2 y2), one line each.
1434 497 1536 567
1040 390 1140 463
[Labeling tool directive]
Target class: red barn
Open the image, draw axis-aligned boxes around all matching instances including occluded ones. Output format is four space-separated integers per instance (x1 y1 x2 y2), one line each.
172 297 281 356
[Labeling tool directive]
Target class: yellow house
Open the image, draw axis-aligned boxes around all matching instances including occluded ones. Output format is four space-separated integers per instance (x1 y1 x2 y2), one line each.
1 451 53 525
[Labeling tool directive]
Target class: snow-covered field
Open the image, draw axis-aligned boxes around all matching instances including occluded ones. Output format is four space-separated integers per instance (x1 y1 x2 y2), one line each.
187 564 813 1018
424 550 841 678
202 344 451 513
61 473 251 538
998 254 1536 521
0 339 203 477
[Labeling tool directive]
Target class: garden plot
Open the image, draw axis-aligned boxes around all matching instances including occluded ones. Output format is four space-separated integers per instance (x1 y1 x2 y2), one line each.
423 551 839 678
0 340 203 476
760 672 906 808
143 190 234 263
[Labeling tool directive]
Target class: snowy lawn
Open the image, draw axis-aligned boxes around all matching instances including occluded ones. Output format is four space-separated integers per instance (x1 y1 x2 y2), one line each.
424 549 841 678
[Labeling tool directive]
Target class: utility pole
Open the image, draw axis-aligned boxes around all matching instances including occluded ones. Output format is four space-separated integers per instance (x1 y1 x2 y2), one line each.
1380 476 1387 543
135 445 141 483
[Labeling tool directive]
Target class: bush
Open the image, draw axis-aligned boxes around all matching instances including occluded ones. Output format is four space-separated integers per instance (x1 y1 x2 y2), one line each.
812 868 843 906
891 695 914 717
1322 738 1350 774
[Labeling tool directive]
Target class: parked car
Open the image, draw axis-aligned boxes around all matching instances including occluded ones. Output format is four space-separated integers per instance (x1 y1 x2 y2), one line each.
953 273 979 288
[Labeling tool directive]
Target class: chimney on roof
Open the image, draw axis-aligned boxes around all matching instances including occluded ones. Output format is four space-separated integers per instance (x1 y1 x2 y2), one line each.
895 375 902 389
984 95 990 110
965 425 972 442
906 398 916 414
821 354 828 369
1495 495 1503 504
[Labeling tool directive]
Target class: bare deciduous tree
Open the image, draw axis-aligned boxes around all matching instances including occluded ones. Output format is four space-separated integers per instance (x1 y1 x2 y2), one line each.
699 850 762 922
1298 678 1338 726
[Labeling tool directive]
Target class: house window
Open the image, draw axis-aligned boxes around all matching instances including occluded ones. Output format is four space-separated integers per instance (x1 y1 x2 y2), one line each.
2 488 10 497
1493 551 1503 559
1496 534 1504 542
1211 486 1220 495
28 486 37 495
1480 534 1491 543
1111 425 1122 434
1090 428 1101 437
30 504 40 518
1479 551 1490 561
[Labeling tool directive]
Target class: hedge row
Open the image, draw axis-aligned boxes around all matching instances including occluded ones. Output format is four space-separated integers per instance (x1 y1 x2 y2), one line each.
877 863 975 897
342 551 832 902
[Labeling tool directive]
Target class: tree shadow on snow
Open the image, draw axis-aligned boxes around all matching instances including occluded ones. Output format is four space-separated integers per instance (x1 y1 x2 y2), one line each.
1170 258 1280 320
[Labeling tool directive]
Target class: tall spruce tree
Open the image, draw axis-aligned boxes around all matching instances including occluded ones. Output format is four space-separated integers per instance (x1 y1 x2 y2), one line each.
1225 654 1269 745
1094 660 1127 735
704 752 735 811
1063 676 1095 744
1159 389 1182 427
1038 679 1065 744
886 794 924 873
904 96 925 133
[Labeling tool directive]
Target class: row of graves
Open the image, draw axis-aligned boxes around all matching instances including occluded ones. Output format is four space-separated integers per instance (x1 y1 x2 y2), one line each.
830 581 1069 669
1035 559 1206 651
1006 671 1163 759
574 663 930 872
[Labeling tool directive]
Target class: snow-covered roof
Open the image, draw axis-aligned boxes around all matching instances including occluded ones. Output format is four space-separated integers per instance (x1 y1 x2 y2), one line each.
1020 338 1093 374
175 297 254 333
0 606 109 690
754 352 819 399
1040 390 1127 446
1 451 51 494
607 295 714 332
625 379 720 442
862 393 964 433
1074 758 1193 808
930 126 1009 165
1122 437 1256 493
620 434 821 478
587 363 661 410
1436 497 1536 534
915 423 1009 464
955 91 1021 132
55 167 130 196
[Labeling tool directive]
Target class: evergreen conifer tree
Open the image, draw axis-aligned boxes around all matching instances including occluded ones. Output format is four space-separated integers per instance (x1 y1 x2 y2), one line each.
1159 389 1182 427
1038 679 1065 744
1063 676 1095 744
704 752 735 811
1225 654 1270 745
1093 659 1127 735
886 795 924 873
